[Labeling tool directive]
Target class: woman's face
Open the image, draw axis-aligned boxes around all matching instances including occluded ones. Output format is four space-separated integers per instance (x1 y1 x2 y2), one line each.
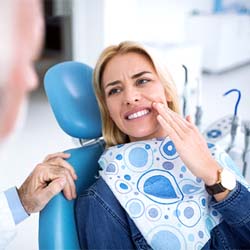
102 52 171 142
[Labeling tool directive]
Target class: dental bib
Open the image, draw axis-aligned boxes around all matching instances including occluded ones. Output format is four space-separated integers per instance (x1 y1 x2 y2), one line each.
99 137 248 250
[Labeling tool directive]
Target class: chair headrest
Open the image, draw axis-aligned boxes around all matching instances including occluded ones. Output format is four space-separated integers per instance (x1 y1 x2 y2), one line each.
44 61 102 139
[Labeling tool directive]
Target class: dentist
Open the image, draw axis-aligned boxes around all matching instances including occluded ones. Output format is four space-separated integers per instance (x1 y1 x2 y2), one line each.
0 1 76 249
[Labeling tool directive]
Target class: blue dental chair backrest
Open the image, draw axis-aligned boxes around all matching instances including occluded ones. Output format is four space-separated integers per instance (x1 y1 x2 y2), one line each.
39 61 105 250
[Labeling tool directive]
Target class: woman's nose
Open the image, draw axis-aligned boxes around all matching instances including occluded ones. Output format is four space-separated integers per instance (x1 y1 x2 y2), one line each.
123 87 140 105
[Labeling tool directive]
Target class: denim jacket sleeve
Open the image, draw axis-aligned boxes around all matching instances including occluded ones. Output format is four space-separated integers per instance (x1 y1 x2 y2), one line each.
205 182 250 249
75 180 137 250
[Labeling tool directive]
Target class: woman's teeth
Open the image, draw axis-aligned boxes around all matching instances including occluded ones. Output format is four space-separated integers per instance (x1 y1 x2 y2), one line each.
128 109 150 120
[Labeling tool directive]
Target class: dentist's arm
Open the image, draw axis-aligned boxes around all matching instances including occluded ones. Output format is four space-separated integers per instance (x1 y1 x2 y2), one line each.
1 152 77 248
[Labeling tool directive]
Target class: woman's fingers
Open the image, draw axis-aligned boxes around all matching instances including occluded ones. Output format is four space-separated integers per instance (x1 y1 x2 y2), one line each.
185 114 192 123
156 115 181 144
153 102 188 139
167 107 193 132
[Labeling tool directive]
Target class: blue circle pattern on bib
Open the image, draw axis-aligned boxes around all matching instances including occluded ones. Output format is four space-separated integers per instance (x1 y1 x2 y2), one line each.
160 138 179 160
99 138 249 250
124 143 153 172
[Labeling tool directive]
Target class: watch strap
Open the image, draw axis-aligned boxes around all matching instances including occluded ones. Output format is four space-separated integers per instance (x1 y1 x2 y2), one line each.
205 182 227 195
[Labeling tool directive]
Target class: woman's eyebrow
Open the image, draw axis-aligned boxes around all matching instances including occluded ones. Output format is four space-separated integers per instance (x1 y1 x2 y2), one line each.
104 71 152 89
131 71 152 79
104 80 120 90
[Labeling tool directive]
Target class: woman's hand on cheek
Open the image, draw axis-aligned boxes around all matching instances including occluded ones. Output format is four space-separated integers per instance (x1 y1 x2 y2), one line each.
152 102 220 185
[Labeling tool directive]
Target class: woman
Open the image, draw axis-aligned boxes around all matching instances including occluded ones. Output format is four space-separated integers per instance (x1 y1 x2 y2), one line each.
76 41 250 250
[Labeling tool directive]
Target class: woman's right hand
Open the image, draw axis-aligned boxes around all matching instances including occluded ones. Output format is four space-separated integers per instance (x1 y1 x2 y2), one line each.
153 102 220 186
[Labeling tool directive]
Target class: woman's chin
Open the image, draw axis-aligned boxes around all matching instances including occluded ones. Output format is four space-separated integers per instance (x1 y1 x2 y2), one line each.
128 129 165 142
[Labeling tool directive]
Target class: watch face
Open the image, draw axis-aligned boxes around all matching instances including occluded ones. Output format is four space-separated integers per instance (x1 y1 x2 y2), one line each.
221 168 236 191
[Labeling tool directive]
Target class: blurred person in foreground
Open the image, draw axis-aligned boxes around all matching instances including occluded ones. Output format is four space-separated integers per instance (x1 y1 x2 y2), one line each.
0 1 76 248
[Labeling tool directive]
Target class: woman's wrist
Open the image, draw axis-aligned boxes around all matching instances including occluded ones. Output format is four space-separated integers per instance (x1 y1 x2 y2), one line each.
213 189 231 202
201 162 237 202
201 162 221 186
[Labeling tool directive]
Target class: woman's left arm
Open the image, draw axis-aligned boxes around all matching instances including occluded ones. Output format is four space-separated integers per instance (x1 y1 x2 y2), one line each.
153 102 232 201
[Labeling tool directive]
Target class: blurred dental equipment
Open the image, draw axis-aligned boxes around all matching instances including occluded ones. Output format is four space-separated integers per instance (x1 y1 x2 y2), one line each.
195 77 203 130
242 121 250 177
223 89 243 170
182 65 189 118
223 89 241 153
202 88 249 176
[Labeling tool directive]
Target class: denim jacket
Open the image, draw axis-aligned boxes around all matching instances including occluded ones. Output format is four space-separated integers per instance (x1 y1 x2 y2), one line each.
76 178 250 250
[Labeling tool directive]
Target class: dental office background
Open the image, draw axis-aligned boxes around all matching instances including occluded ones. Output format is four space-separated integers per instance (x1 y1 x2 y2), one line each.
1 0 250 249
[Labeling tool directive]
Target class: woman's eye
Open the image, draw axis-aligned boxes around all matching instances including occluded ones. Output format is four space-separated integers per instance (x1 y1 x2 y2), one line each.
137 78 150 85
108 88 121 96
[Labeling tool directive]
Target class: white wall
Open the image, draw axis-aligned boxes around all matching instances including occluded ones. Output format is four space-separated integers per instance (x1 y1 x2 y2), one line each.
71 0 250 66
134 0 212 44
71 0 213 65
72 0 105 67
72 0 138 66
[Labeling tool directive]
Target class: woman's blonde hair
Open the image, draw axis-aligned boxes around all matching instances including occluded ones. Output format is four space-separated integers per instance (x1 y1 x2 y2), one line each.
93 41 180 147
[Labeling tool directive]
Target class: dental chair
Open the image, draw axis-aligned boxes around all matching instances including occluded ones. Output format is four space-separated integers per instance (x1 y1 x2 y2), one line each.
38 61 104 249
